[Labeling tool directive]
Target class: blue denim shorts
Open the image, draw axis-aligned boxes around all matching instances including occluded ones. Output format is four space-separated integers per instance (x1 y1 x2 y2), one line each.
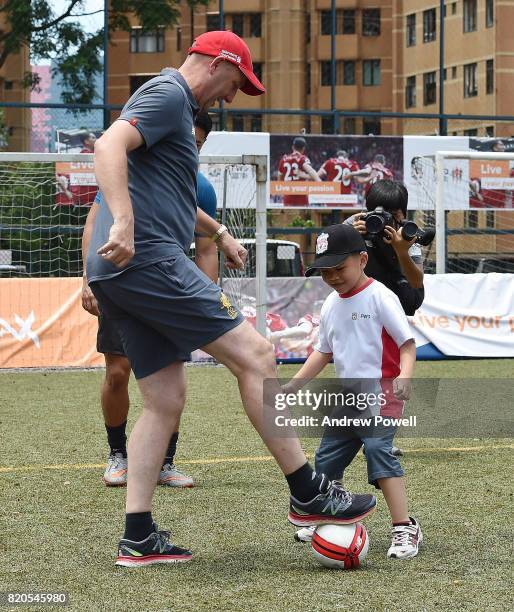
90 254 244 379
314 427 404 488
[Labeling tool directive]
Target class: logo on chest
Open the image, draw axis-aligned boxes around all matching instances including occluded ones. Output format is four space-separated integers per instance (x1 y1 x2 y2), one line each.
352 312 372 321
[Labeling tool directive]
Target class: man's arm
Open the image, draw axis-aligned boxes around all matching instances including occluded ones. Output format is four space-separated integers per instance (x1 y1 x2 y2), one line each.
93 120 144 267
302 162 322 182
195 207 247 271
81 203 100 316
383 226 424 288
195 236 218 282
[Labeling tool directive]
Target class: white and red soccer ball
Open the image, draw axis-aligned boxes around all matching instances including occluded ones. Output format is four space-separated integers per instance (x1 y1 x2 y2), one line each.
311 523 369 569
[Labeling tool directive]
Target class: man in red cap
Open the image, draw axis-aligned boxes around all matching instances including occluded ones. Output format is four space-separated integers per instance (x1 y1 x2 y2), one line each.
87 31 375 567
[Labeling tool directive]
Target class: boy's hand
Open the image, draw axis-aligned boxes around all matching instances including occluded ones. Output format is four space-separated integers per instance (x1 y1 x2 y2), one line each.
393 377 412 400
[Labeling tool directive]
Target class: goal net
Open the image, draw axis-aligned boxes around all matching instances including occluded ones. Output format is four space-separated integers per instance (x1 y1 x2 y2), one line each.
0 153 267 368
408 151 514 273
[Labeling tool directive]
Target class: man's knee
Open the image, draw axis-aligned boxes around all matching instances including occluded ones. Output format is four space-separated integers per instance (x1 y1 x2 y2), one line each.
104 354 131 392
240 335 276 376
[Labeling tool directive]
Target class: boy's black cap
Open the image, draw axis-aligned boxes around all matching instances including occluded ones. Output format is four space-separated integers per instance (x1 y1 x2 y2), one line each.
305 224 366 277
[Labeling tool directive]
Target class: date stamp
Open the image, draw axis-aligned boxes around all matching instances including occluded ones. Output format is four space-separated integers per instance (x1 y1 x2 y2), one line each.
0 592 68 607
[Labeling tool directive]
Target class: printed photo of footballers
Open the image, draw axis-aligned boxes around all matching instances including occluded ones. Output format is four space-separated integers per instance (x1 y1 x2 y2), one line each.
469 138 514 209
270 135 403 209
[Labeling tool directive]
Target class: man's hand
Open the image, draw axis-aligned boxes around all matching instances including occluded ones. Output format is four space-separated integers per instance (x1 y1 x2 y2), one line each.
393 377 412 400
383 225 416 256
97 217 135 268
81 278 100 316
352 213 367 235
218 232 247 270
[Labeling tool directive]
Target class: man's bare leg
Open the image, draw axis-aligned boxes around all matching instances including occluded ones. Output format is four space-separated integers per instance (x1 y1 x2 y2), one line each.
202 320 306 475
126 361 186 513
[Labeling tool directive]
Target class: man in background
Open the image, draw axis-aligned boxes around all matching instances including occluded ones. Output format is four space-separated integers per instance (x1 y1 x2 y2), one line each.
277 136 321 206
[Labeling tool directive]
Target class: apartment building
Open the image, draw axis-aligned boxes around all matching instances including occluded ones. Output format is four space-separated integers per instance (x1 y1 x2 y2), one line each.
107 0 512 136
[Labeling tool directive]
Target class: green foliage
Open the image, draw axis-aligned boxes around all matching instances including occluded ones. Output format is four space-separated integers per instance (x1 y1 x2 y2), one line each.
0 0 210 105
289 216 315 228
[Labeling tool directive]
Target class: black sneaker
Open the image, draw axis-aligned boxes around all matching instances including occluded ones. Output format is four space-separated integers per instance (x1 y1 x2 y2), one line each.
115 526 192 567
288 478 376 527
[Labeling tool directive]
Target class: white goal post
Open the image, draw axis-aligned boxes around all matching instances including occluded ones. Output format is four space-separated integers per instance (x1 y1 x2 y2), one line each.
0 152 268 337
433 151 514 273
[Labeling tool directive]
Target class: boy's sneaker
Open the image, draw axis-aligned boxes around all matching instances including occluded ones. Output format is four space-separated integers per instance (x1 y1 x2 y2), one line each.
288 477 376 527
103 452 128 487
387 517 423 559
294 526 315 543
159 463 194 488
116 526 192 567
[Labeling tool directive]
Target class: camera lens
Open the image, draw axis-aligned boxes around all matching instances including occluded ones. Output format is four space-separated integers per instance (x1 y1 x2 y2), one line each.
401 221 418 241
365 213 386 234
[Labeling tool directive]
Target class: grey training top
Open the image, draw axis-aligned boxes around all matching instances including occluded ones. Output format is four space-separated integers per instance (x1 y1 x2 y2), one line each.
87 68 199 282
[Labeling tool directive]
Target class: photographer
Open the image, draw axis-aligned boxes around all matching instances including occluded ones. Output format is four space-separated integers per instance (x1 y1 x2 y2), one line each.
344 180 425 316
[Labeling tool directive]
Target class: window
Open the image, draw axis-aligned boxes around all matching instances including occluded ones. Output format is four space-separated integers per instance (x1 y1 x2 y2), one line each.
321 116 334 134
485 126 494 137
321 61 355 86
250 114 262 132
363 60 381 86
342 10 356 34
423 9 436 42
465 210 478 227
249 13 262 37
452 2 457 15
320 9 356 35
363 118 381 135
320 10 332 35
129 74 158 95
463 128 478 136
405 76 416 108
4 80 13 90
452 66 458 79
362 9 381 36
130 28 165 53
423 71 437 105
443 68 447 80
231 115 245 131
206 13 219 31
343 61 356 85
343 118 356 134
306 12 311 44
253 63 263 83
486 211 495 228
486 0 494 27
464 63 478 97
463 0 477 32
306 67 311 94
231 14 244 37
486 59 494 94
406 14 416 47
176 26 181 51
321 61 332 86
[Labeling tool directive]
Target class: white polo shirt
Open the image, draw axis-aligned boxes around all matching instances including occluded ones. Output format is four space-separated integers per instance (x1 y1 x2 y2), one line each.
316 278 414 380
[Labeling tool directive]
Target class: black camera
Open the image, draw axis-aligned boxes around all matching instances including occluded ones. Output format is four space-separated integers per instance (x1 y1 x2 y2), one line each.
364 207 435 247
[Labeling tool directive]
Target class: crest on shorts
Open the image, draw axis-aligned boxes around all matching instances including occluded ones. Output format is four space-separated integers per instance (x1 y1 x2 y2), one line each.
220 292 238 320
316 233 329 255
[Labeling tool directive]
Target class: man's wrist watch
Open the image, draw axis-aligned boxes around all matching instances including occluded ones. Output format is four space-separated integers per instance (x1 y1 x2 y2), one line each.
211 224 228 242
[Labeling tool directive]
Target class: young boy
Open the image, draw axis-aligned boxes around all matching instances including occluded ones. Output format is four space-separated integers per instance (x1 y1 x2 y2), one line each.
288 223 422 559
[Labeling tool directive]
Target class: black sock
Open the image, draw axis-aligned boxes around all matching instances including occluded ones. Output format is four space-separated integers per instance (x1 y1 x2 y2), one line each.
164 431 179 465
105 421 127 457
123 512 154 542
393 520 412 527
286 462 325 502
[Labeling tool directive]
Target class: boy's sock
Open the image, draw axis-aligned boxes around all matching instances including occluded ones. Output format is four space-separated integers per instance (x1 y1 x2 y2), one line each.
286 462 326 502
164 432 179 465
105 420 127 457
123 512 154 542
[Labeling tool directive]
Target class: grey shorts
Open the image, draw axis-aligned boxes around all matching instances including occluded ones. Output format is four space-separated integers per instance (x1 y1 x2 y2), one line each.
90 254 244 379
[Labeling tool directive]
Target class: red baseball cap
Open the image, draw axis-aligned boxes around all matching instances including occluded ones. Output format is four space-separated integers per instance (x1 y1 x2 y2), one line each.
188 31 265 96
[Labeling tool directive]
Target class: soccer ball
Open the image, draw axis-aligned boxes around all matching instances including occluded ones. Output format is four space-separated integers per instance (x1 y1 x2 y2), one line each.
311 523 369 569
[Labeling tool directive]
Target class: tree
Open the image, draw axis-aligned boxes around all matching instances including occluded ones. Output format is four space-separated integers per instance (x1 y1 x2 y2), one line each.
0 0 210 105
